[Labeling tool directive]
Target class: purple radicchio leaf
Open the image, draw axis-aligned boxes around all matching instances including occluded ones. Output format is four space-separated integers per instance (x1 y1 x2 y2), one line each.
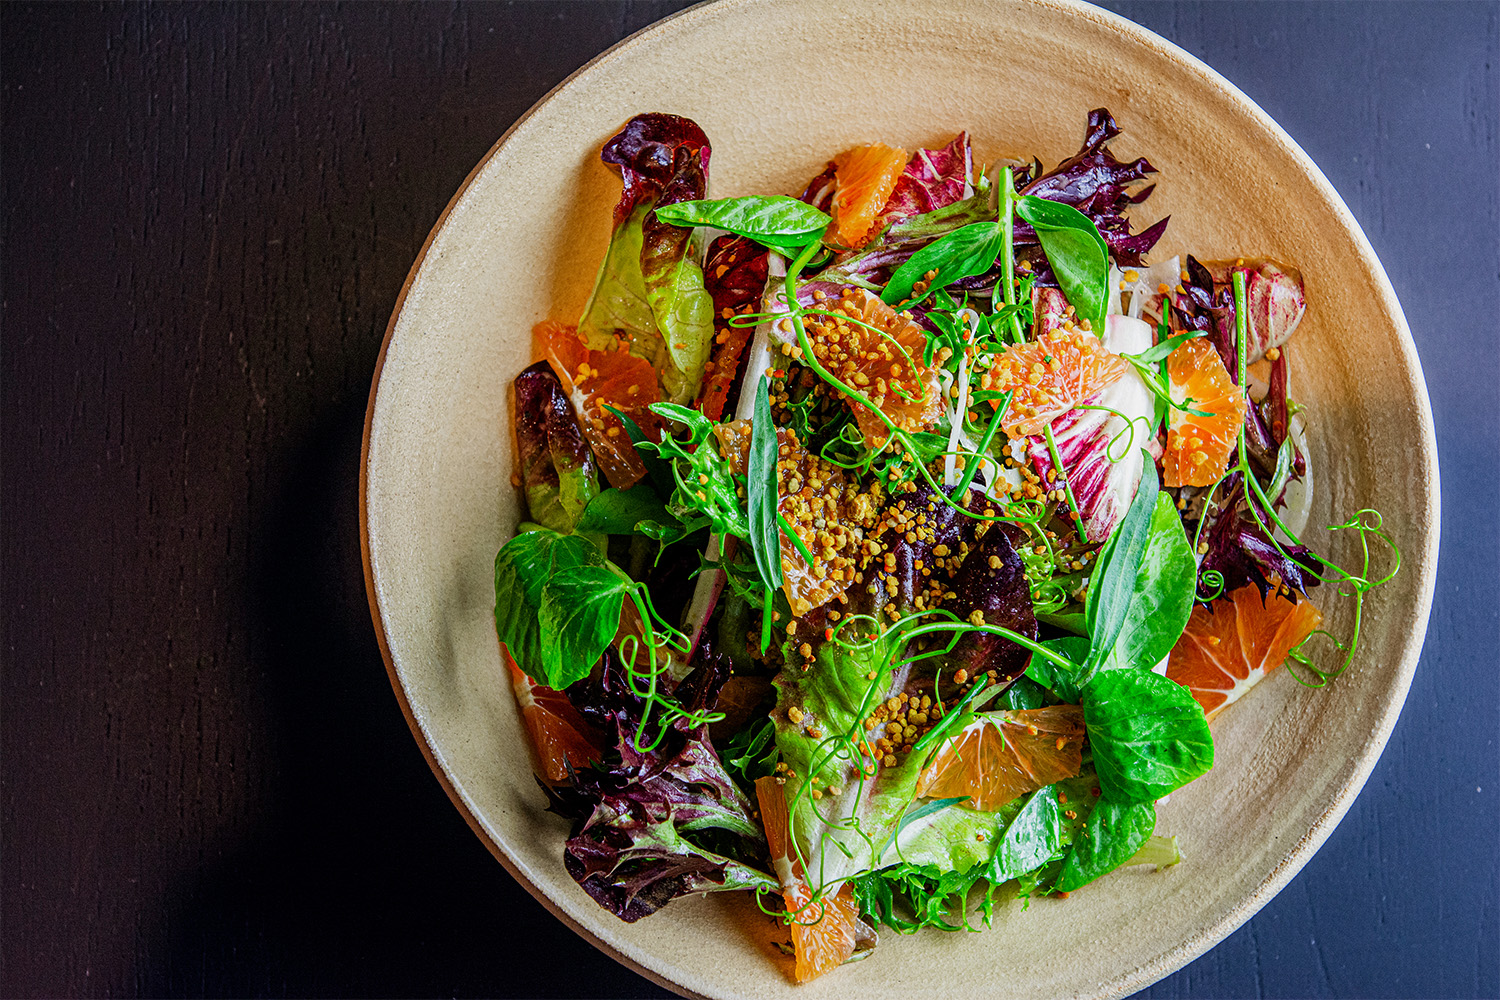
552 644 773 922
875 132 974 229
1172 255 1308 378
1017 107 1168 267
1195 473 1324 602
514 361 599 534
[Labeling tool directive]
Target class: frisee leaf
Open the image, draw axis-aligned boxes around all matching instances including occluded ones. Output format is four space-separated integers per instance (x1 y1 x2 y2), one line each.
880 221 1004 307
1015 195 1109 334
1081 668 1214 802
653 196 830 249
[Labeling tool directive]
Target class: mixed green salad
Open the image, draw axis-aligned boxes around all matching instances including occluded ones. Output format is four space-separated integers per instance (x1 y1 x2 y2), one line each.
494 111 1396 983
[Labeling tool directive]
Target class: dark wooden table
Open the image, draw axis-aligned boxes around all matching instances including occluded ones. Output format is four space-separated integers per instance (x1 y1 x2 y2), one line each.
4 3 1496 997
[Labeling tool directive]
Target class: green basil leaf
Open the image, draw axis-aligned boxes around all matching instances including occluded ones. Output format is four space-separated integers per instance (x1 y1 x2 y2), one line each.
1025 636 1090 703
989 785 1066 882
653 196 831 249
575 486 672 536
494 529 604 683
1055 797 1157 892
1101 493 1197 672
537 564 630 690
1015 195 1109 333
747 374 783 590
1082 457 1159 673
881 221 1003 307
1082 668 1214 802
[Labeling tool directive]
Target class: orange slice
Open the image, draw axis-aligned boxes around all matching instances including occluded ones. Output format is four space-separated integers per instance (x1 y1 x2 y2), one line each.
990 328 1130 437
802 287 944 448
505 649 604 784
1164 336 1247 487
915 705 1085 811
755 776 860 983
829 143 907 248
532 320 661 489
1166 585 1322 720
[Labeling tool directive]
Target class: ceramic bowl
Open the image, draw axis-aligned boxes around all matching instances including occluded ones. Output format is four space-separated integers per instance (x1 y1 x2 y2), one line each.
361 1 1440 996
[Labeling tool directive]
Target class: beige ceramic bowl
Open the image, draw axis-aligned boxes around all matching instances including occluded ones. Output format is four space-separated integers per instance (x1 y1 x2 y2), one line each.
361 1 1440 996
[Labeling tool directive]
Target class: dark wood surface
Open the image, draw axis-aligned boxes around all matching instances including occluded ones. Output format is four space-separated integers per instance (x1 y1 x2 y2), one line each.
3 3 1496 997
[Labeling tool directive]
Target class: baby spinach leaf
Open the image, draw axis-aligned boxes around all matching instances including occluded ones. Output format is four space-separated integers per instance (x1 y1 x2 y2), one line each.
1081 668 1214 803
1101 493 1197 672
1082 457 1159 675
1026 636 1090 703
576 486 672 536
881 221 1004 307
746 375 783 590
997 674 1047 711
1055 797 1157 892
989 785 1065 882
537 564 631 690
1015 195 1109 333
494 529 604 684
653 196 830 250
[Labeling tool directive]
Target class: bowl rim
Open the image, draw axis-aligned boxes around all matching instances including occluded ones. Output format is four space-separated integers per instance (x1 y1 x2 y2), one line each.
359 1 1441 996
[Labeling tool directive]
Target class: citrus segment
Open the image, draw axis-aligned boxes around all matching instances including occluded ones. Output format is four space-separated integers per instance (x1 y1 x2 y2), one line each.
916 705 1086 811
829 143 907 248
1166 585 1323 719
505 650 604 784
991 328 1130 437
531 321 661 489
754 777 859 983
1164 336 1246 487
802 287 943 448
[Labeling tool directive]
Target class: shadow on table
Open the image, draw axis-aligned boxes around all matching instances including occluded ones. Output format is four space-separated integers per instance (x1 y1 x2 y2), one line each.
143 393 666 999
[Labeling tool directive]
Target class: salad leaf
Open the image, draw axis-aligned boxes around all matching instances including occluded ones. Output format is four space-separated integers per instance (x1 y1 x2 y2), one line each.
1195 472 1325 602
1081 668 1214 803
988 786 1066 883
643 402 749 540
881 221 1002 307
1026 637 1089 703
1082 456 1159 674
747 375 784 590
580 114 716 404
1024 313 1159 543
514 362 599 534
494 529 605 686
1018 108 1166 267
548 647 775 921
1014 195 1109 335
1055 797 1156 892
654 195 830 249
576 486 672 536
538 565 631 691
875 132 973 230
1100 492 1196 672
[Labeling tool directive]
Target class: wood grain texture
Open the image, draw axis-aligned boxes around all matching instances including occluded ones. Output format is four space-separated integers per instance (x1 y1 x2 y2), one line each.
1 2 1494 998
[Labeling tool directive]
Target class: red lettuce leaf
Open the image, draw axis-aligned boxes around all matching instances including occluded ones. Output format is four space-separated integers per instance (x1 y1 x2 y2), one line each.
1194 473 1324 602
547 644 773 923
514 361 599 533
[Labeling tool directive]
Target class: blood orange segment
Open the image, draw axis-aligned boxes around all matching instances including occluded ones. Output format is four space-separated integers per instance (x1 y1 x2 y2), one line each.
990 328 1131 437
531 321 661 489
1164 336 1247 487
1166 585 1323 719
829 143 907 248
505 650 604 784
802 287 944 448
754 777 859 983
916 705 1085 811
